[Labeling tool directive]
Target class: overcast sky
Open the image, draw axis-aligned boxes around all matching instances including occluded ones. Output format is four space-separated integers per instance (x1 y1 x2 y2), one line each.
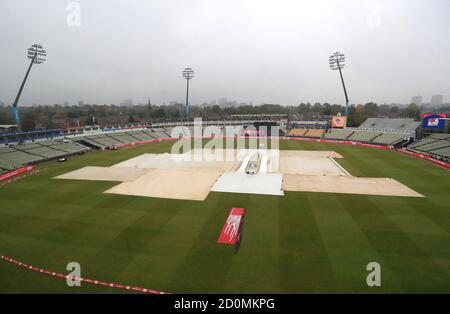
1 0 449 107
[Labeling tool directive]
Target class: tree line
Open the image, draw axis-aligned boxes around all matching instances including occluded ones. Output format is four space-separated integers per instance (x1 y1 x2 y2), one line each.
0 101 443 132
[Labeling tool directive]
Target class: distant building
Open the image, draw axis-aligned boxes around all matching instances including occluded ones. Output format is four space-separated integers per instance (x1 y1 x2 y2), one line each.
431 95 443 107
411 96 422 106
218 97 228 108
120 98 134 107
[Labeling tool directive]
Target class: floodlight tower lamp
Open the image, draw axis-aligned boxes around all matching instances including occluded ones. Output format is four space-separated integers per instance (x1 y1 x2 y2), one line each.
182 67 194 119
12 44 47 132
329 51 349 116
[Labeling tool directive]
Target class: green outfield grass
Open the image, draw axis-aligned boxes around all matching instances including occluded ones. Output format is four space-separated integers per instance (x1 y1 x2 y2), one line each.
0 139 449 293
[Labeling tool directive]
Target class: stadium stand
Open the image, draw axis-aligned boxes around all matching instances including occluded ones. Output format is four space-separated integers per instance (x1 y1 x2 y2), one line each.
76 136 109 149
126 131 154 141
163 128 174 137
324 129 354 140
107 132 138 144
407 134 450 161
0 146 16 154
84 135 115 148
370 132 408 145
51 142 89 154
0 150 44 164
148 129 169 139
359 118 421 132
102 134 124 146
287 129 308 137
0 138 91 168
0 157 22 172
39 140 61 146
322 118 418 146
304 129 325 138
24 146 68 159
348 131 382 142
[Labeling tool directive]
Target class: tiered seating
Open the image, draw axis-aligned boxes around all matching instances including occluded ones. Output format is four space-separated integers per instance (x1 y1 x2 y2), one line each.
0 150 44 164
25 146 67 158
408 134 450 161
0 146 16 154
126 131 154 141
159 128 173 137
146 129 166 139
408 137 440 149
431 147 450 159
371 133 407 145
101 135 123 146
414 141 450 152
16 143 42 150
37 139 89 154
427 134 450 140
324 129 354 140
0 157 22 171
86 135 118 146
164 128 174 137
304 129 325 138
348 131 382 142
76 136 109 149
359 118 420 132
39 140 61 146
108 132 138 144
50 142 89 154
288 129 308 136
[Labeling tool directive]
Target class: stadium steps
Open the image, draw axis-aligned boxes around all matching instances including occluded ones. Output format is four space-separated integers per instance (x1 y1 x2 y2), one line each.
126 132 145 142
407 135 450 161
430 146 450 159
100 134 123 146
0 158 22 170
107 132 137 144
164 128 174 137
119 133 140 143
408 138 440 149
0 146 16 154
141 130 157 139
145 130 165 139
0 150 45 164
106 134 127 144
371 133 408 145
304 129 325 138
24 146 68 159
126 131 154 141
50 143 89 154
348 131 382 142
87 135 119 147
82 137 110 149
370 133 383 142
324 129 355 140
287 129 308 137
39 140 61 146
417 141 450 152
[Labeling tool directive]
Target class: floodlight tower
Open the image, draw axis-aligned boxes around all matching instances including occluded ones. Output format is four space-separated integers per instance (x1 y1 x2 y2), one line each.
329 51 349 116
182 67 194 119
12 44 47 132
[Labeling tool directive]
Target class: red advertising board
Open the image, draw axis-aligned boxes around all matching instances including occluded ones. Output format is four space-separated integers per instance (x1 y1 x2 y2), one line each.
0 165 33 181
217 207 245 245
